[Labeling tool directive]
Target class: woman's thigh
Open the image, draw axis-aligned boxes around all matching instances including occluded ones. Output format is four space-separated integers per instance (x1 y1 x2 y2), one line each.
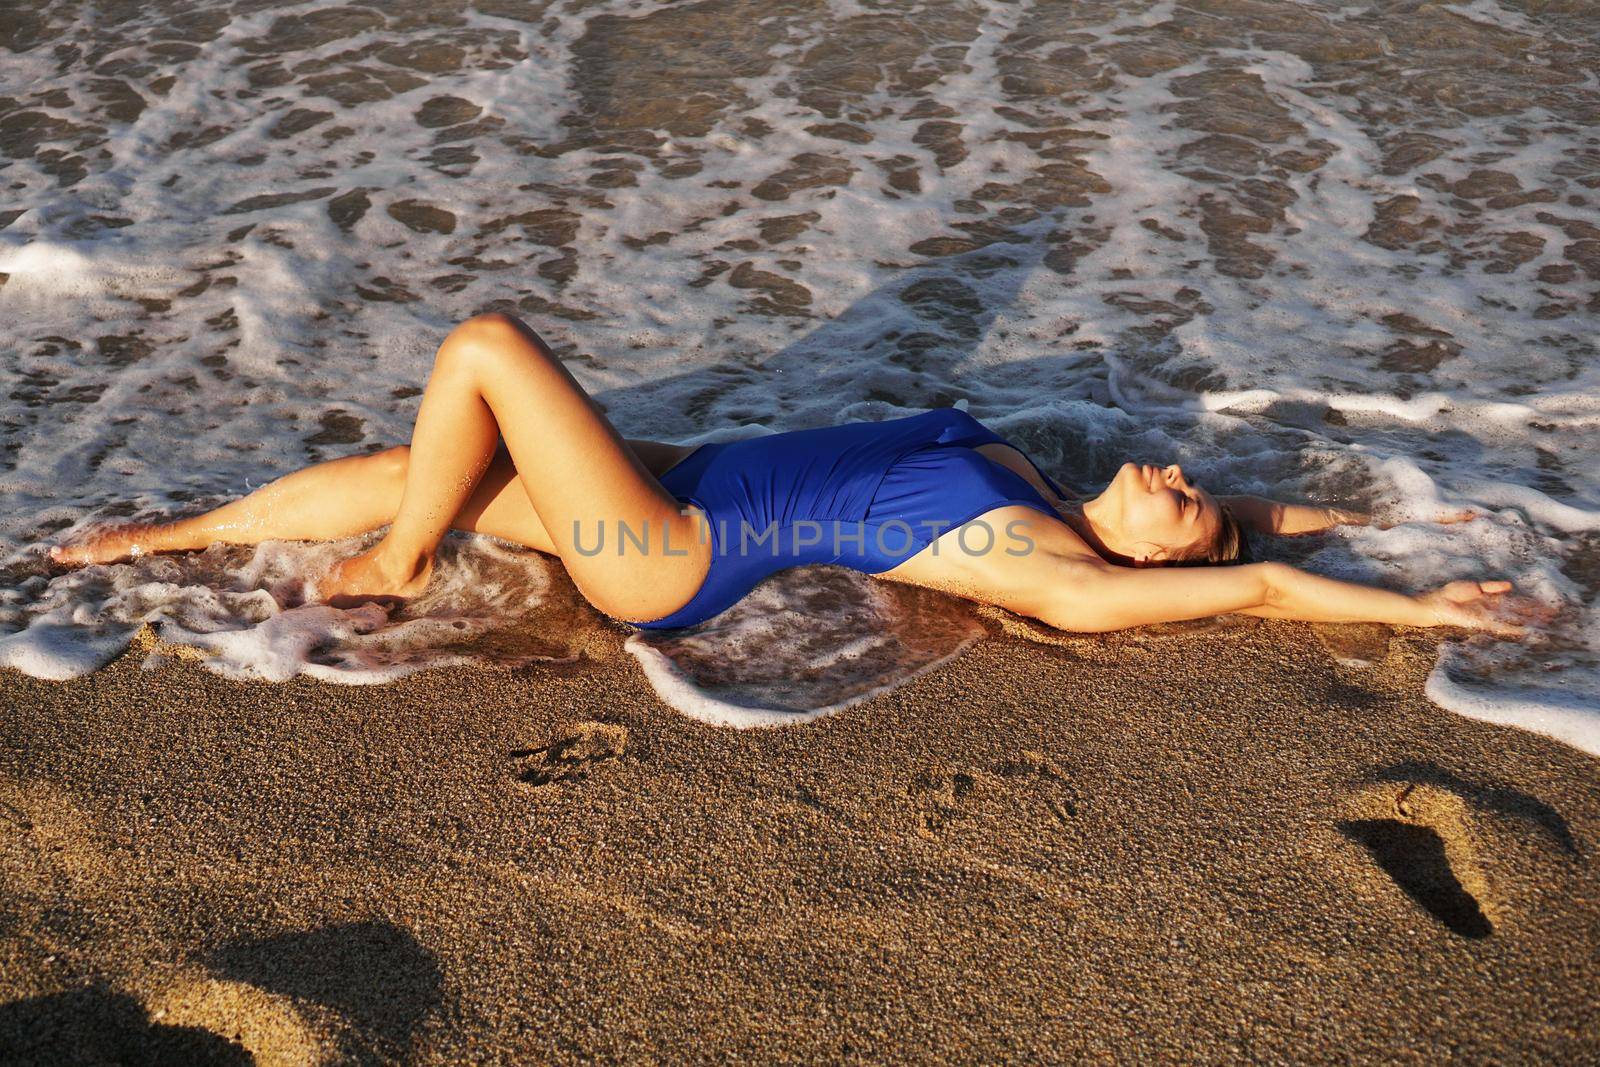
451 439 696 555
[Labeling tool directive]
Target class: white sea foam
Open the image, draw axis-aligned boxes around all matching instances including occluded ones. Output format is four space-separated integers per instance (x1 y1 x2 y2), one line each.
0 0 1596 750
624 570 985 728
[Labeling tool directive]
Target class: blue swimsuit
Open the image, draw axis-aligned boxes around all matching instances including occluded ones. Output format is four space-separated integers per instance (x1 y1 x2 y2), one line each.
635 408 1071 630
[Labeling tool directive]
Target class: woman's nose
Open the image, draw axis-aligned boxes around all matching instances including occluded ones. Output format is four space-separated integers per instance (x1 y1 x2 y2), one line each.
1165 464 1185 486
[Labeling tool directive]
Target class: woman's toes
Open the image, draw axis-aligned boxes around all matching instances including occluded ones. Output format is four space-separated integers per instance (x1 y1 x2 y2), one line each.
49 541 96 566
49 525 148 567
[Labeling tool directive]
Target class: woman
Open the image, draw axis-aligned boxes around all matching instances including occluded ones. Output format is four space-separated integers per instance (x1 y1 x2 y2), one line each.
50 313 1523 638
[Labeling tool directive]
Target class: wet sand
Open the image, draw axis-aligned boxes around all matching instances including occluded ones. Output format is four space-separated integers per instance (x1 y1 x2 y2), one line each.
2 618 1598 1063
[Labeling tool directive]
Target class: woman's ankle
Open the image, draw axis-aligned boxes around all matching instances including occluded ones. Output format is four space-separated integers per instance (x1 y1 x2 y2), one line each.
373 538 436 581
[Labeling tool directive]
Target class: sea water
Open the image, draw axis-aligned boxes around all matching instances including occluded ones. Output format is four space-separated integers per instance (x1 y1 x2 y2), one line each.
0 0 1595 747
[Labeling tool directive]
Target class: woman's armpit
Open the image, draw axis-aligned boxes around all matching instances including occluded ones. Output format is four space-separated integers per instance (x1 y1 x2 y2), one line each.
871 506 1099 618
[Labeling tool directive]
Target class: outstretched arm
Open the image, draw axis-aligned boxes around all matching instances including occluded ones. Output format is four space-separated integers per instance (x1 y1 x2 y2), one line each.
1218 494 1369 535
1219 494 1479 536
1037 558 1521 636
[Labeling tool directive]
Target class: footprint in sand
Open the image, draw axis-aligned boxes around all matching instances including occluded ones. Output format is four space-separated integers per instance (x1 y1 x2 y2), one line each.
908 751 1080 838
1311 621 1393 669
908 765 978 836
992 750 1081 827
1338 782 1497 939
512 720 629 788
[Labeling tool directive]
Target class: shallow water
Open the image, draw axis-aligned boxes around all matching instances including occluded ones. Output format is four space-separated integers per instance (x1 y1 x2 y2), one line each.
1 0 1596 745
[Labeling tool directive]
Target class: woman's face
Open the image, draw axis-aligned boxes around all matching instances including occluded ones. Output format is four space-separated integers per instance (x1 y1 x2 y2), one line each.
1103 461 1223 563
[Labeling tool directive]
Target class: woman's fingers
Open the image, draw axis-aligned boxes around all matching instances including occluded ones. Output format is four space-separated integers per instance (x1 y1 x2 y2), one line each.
1444 601 1525 637
1442 578 1514 603
1502 595 1562 627
1481 615 1527 638
1420 580 1532 638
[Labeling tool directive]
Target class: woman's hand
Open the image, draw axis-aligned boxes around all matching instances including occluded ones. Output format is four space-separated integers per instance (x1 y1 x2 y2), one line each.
1414 580 1525 636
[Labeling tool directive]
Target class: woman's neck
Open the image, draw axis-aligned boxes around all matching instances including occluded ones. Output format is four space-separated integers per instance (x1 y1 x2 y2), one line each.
1056 494 1126 564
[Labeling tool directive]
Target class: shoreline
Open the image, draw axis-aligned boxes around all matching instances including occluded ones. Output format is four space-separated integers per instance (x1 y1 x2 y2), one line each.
3 618 1598 1061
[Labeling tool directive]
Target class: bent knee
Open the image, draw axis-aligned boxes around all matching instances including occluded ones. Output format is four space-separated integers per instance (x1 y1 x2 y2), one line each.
452 312 538 352
437 312 546 375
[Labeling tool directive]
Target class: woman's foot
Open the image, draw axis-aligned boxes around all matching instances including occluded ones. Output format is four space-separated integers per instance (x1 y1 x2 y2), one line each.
49 522 165 567
316 542 436 607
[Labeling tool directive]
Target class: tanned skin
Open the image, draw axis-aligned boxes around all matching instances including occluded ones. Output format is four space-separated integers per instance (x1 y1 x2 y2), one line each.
50 312 1528 638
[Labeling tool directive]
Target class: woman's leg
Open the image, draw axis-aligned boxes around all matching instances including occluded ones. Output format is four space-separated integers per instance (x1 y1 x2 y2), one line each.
317 312 710 622
51 313 709 622
48 438 696 566
452 439 699 554
49 447 416 564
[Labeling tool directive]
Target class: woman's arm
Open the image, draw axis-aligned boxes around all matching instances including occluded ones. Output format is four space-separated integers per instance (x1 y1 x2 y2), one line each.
1236 568 1519 632
1038 558 1521 635
1220 494 1479 536
1218 494 1369 535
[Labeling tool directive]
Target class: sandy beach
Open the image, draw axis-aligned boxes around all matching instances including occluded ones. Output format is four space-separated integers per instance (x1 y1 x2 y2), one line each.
5 0 1600 1060
3 617 1596 1063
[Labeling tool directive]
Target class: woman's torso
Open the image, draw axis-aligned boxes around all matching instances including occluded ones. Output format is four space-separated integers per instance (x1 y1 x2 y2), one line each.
636 408 1070 629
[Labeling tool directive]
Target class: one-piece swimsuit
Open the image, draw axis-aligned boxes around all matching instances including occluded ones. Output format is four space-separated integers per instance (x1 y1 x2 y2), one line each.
633 407 1070 630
